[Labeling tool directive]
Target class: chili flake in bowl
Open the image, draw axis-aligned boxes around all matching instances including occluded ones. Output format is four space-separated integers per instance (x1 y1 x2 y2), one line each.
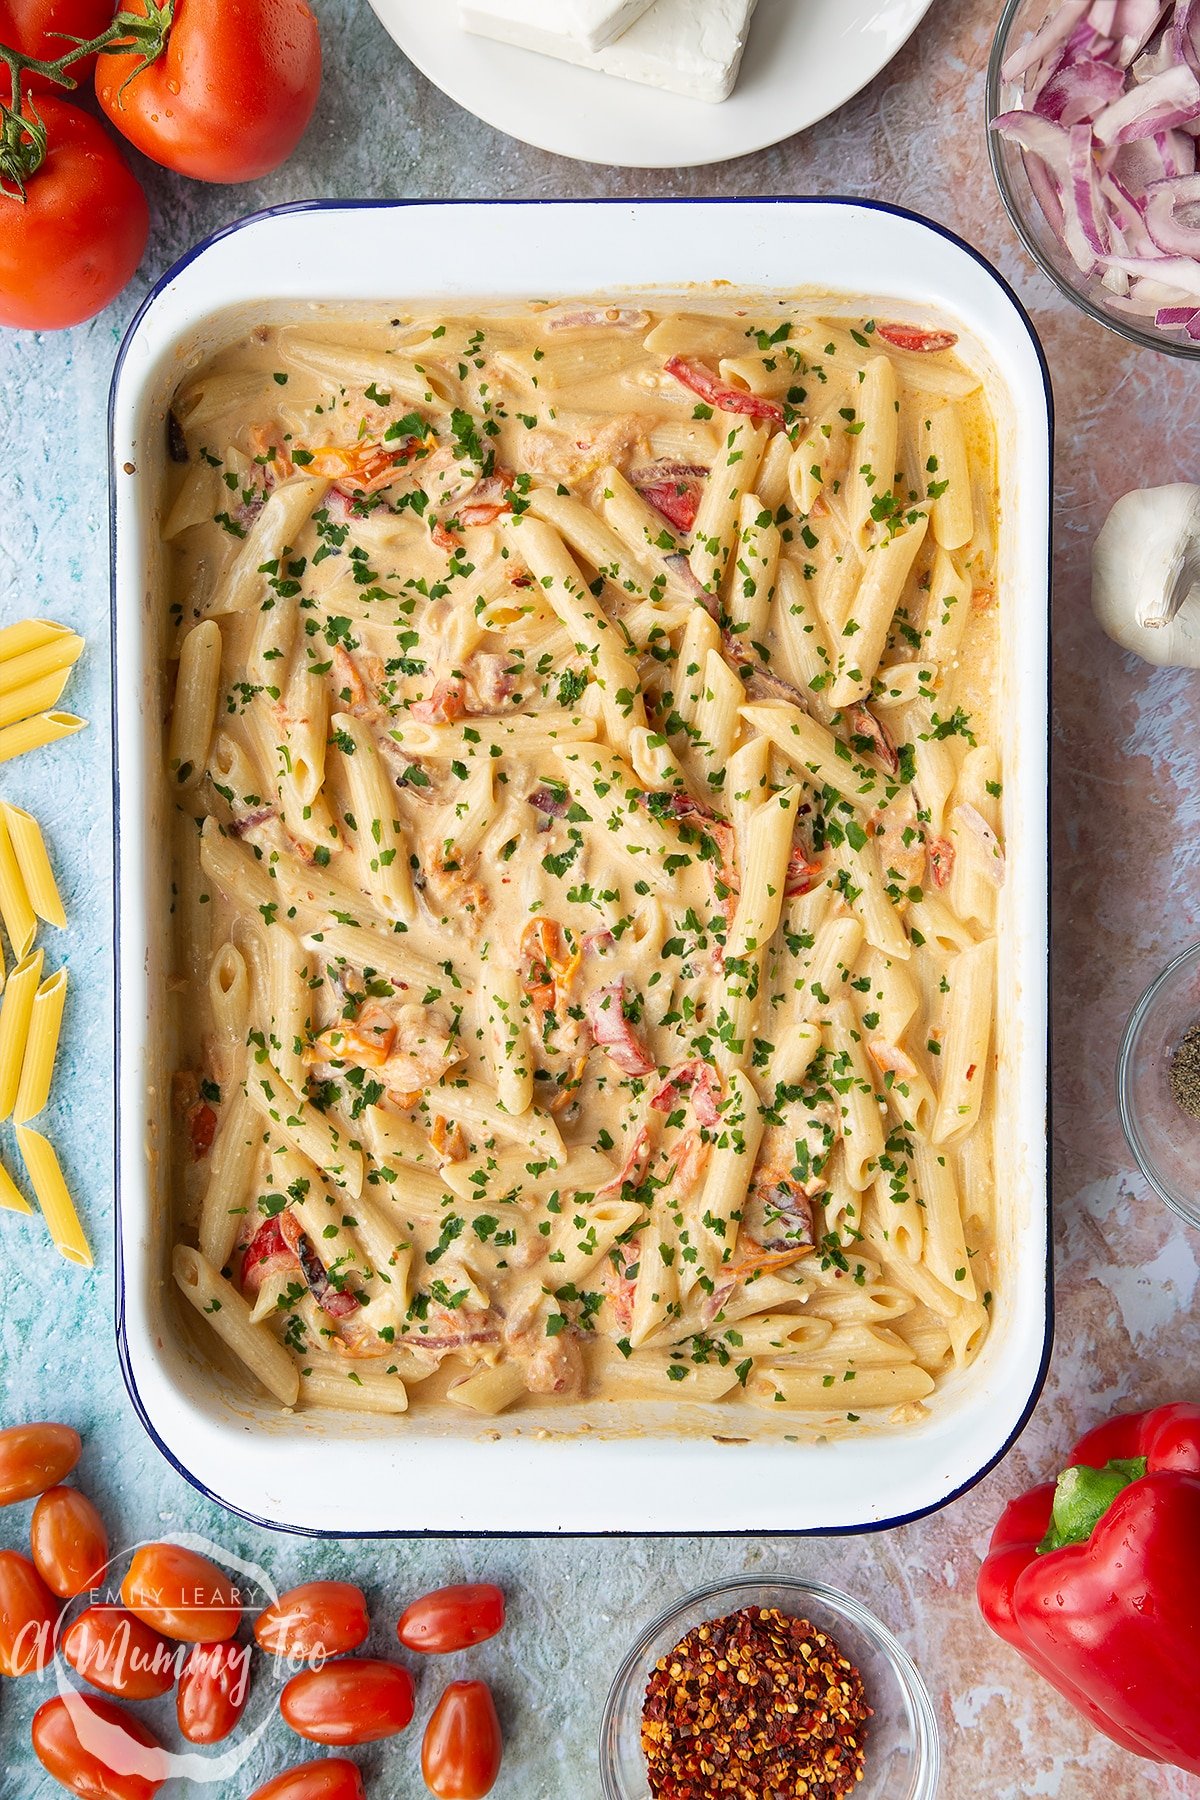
642 1605 869 1798
600 1578 939 1800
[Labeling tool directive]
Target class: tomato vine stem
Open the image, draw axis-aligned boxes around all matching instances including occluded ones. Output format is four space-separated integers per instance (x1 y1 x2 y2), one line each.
0 0 174 197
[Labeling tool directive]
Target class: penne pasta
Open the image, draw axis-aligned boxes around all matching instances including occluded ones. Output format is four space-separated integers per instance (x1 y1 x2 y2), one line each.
0 619 77 663
0 949 43 1119
0 712 87 766
0 808 37 958
173 1245 299 1405
0 670 71 733
0 1157 32 1215
13 967 67 1124
690 416 768 596
0 632 84 697
168 620 223 789
1 803 65 930
17 1126 92 1267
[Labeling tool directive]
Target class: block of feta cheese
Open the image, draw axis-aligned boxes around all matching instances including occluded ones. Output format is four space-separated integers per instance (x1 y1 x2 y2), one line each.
461 0 760 105
458 0 658 57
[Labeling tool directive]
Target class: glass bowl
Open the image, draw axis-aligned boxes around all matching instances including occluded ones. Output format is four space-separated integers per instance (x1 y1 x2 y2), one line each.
986 0 1200 358
1118 941 1200 1228
599 1577 940 1800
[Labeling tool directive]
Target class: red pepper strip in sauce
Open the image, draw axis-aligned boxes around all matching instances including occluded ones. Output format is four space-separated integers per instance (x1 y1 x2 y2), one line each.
663 356 786 426
301 439 427 496
846 702 900 776
928 837 955 888
240 1219 299 1295
188 1102 218 1160
650 1060 723 1128
411 678 468 724
586 982 655 1078
784 843 822 898
240 1214 359 1322
874 323 959 353
280 1213 361 1322
630 462 708 534
599 1125 654 1196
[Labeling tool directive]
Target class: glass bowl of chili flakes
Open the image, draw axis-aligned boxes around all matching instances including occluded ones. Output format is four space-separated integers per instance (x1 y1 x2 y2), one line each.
599 1576 940 1800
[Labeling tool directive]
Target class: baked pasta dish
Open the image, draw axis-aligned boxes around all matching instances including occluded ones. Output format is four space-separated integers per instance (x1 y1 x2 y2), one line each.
161 297 1004 1427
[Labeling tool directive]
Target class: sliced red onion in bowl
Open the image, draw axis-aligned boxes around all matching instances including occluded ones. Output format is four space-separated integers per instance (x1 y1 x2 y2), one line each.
1143 170 1200 247
1070 119 1113 250
1110 132 1187 192
1172 0 1200 69
1154 126 1197 173
1109 0 1170 64
1092 61 1200 142
1034 56 1126 118
1001 0 1092 83
993 0 1200 336
1103 248 1200 289
1028 146 1070 233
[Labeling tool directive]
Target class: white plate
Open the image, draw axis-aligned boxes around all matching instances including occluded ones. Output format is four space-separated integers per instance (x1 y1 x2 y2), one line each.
111 197 1051 1538
367 0 938 169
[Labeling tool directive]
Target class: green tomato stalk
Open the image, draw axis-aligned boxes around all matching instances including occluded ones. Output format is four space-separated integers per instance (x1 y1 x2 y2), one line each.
0 0 174 197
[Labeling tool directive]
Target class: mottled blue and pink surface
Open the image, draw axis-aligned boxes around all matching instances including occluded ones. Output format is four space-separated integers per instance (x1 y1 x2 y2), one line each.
1 0 1198 1793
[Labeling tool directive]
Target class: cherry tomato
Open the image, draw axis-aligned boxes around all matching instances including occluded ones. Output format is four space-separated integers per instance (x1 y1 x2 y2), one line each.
176 1638 252 1743
62 1606 177 1700
121 1542 242 1643
32 1694 167 1800
397 1584 505 1655
0 96 147 331
0 0 118 91
247 1760 366 1800
421 1682 503 1800
280 1659 415 1745
31 1486 109 1598
0 1420 81 1504
0 1548 57 1675
255 1581 369 1662
96 0 321 185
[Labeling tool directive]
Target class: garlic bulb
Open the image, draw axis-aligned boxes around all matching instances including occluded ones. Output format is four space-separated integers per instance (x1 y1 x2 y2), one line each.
1092 484 1200 666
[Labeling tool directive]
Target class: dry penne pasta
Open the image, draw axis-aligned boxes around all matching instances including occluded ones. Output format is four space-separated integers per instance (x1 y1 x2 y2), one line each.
0 949 43 1120
17 1125 92 1267
0 1157 32 1215
0 670 71 733
0 620 77 663
13 967 67 1124
0 632 84 696
0 712 86 766
0 809 37 959
1 804 65 930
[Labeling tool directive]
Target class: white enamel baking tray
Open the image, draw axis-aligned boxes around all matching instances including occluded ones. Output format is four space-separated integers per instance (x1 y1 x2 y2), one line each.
111 199 1052 1537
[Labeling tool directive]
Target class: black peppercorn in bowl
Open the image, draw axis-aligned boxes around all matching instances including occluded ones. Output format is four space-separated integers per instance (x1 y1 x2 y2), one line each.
599 1577 940 1800
1118 942 1200 1230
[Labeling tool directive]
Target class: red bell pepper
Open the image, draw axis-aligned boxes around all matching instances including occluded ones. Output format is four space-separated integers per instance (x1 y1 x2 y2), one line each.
977 1403 1200 1773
